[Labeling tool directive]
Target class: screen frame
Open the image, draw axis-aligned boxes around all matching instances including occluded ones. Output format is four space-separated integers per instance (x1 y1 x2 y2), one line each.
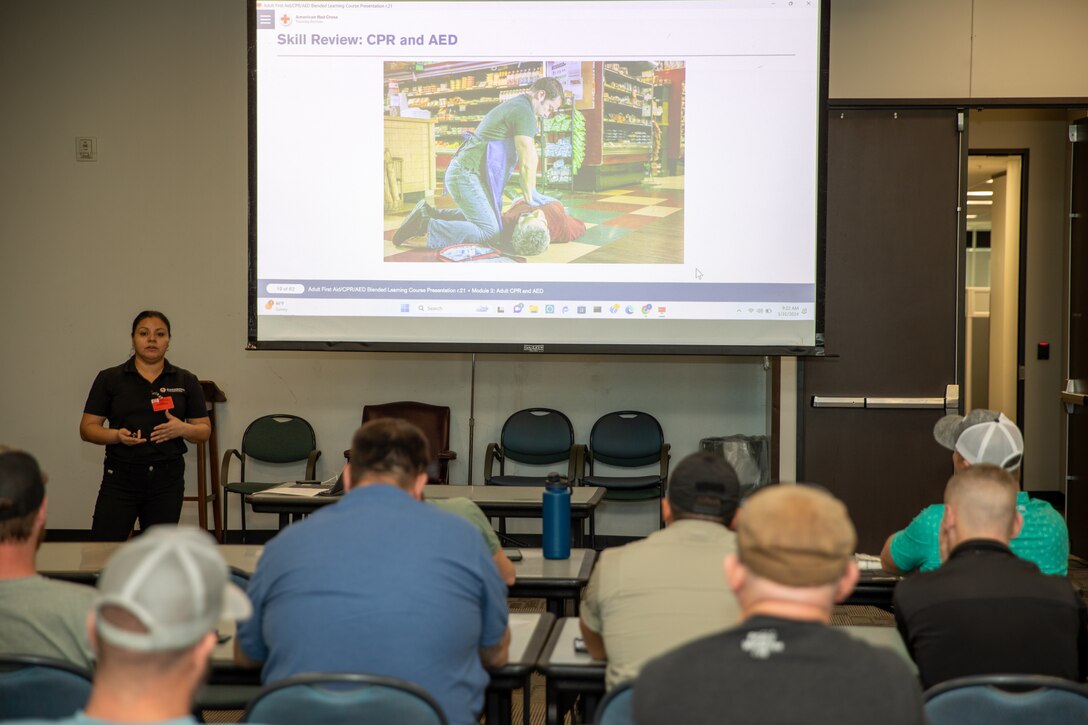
245 0 830 357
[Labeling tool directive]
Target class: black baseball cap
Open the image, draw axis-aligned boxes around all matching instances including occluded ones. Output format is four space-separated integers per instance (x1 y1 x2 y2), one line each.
667 451 741 520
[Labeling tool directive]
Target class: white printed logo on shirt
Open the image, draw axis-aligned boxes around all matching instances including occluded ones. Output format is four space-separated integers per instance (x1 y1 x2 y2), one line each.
741 630 785 660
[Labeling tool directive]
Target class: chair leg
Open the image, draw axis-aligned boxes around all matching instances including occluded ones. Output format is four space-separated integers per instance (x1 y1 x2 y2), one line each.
222 490 230 544
239 497 248 545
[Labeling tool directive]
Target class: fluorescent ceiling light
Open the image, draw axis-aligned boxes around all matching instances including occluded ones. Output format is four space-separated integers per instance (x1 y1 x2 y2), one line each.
966 200 993 206
967 191 993 197
966 214 978 219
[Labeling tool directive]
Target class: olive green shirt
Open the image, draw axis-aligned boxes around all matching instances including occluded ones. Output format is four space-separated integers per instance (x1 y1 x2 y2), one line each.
428 497 501 554
457 93 537 170
0 575 96 670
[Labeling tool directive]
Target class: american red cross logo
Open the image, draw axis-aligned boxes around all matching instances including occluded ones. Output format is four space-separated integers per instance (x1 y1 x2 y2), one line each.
280 14 291 25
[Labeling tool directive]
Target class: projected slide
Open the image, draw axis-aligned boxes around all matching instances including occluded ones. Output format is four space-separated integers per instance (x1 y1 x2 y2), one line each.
381 60 685 266
251 0 824 352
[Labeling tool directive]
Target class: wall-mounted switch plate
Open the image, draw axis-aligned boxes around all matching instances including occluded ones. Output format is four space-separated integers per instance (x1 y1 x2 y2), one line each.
76 136 97 162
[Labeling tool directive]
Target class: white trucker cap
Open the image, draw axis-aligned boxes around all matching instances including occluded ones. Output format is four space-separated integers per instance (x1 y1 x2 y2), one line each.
933 409 1024 472
94 525 251 652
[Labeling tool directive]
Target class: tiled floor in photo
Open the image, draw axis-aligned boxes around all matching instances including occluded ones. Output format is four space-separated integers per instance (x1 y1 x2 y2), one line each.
383 177 685 265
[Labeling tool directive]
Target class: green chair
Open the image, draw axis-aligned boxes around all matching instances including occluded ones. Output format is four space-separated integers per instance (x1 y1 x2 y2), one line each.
221 414 320 542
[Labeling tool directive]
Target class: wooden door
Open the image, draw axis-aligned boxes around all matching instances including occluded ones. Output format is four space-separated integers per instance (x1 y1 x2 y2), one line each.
1065 118 1088 557
801 109 964 552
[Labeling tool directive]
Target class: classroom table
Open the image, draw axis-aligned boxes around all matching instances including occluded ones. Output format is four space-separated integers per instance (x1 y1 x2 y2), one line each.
36 541 265 584
37 542 589 619
508 548 597 617
845 569 902 611
536 616 606 725
249 484 606 547
841 624 917 673
536 617 917 725
207 611 555 725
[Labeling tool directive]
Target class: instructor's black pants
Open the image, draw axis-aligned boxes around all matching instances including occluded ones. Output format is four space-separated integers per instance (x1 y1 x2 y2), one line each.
92 458 184 541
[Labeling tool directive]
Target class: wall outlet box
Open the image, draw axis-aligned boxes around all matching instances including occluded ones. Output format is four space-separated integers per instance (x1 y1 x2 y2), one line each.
76 136 97 162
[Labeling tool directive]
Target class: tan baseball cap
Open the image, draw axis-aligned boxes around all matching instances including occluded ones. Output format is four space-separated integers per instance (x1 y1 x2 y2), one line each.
736 485 857 587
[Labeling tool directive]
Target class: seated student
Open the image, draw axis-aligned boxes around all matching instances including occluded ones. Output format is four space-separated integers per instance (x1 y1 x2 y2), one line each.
579 451 743 690
9 526 251 725
894 464 1088 689
236 419 509 725
0 448 96 670
427 495 517 586
880 410 1068 575
634 485 924 725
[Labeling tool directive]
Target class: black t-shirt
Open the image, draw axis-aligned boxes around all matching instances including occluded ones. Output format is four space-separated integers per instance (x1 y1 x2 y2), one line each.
894 539 1088 689
634 615 925 725
83 357 207 463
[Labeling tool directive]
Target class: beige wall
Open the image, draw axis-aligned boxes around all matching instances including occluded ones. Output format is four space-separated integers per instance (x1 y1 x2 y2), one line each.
831 0 1088 100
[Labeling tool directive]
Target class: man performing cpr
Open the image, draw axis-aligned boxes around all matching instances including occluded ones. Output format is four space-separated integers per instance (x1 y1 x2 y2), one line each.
393 76 565 249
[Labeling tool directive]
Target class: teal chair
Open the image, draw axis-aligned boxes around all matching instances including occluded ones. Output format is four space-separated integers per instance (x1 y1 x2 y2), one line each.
0 655 92 720
221 414 320 542
242 673 448 725
484 408 579 486
580 411 670 546
594 682 634 725
924 674 1088 724
484 408 580 544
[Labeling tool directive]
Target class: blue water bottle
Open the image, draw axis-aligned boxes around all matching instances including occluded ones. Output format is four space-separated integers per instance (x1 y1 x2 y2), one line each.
542 472 572 560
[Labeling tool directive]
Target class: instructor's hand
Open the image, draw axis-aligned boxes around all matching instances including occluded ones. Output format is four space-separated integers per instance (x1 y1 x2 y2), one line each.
117 428 146 446
150 411 187 444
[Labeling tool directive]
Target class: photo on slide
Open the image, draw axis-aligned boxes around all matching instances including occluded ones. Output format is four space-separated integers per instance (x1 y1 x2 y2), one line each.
382 60 685 265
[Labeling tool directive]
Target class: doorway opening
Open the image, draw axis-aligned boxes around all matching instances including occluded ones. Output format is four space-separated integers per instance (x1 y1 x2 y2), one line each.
963 152 1027 428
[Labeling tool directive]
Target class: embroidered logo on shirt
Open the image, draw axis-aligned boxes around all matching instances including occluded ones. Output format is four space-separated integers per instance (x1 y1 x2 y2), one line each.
741 629 785 659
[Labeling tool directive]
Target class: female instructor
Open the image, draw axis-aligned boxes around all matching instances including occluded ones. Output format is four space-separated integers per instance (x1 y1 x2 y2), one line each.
79 311 210 540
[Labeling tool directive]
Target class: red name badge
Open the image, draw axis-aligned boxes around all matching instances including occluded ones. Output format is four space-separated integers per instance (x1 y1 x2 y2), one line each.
151 396 175 412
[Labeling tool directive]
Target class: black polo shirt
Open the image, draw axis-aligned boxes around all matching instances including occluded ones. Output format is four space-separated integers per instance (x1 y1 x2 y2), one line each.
894 538 1088 689
84 357 207 463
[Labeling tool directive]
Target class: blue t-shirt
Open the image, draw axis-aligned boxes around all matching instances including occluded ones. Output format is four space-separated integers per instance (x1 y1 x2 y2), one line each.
889 491 1069 575
237 484 509 725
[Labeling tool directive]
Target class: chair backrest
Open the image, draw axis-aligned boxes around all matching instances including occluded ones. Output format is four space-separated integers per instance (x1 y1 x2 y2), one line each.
924 674 1088 725
0 655 93 720
242 414 317 464
500 408 575 465
242 672 448 725
594 682 634 725
362 401 453 484
588 411 664 468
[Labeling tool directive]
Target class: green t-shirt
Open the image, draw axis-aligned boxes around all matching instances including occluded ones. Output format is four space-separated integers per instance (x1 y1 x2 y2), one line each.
428 497 501 554
457 94 537 170
889 491 1069 575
